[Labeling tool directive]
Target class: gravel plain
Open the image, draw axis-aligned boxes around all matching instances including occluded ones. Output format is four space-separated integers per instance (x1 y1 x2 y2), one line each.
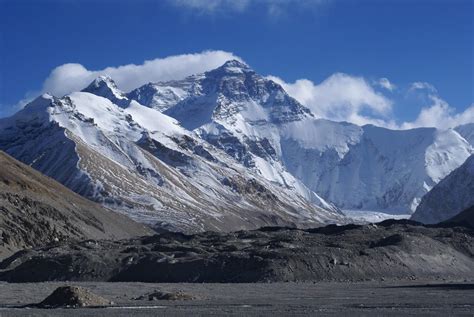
0 280 473 316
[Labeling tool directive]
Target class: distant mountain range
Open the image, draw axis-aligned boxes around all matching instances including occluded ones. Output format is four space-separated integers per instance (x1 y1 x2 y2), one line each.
1 60 472 230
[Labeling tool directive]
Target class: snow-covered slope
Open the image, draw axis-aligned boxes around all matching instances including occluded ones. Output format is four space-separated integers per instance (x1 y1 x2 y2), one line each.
411 154 474 224
2 60 471 231
281 122 472 213
128 60 473 215
127 60 333 210
0 79 344 233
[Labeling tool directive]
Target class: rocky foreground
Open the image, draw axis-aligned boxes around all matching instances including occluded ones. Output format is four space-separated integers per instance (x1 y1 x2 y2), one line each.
0 281 473 316
1 220 473 283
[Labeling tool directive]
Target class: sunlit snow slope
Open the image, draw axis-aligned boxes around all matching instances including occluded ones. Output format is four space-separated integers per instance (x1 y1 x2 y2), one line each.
0 79 343 233
128 60 473 215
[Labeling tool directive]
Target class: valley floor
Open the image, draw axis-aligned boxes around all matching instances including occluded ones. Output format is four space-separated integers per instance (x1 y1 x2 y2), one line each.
0 280 472 316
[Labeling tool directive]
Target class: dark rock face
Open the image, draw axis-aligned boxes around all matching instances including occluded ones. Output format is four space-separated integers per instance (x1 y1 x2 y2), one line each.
1 221 473 283
442 205 474 228
37 286 111 308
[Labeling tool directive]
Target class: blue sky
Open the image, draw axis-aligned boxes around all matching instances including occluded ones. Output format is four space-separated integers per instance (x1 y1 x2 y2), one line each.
0 0 472 128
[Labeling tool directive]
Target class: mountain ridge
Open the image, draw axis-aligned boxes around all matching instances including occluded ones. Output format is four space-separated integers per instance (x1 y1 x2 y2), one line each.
0 150 152 259
125 61 473 215
1 60 472 233
0 78 344 232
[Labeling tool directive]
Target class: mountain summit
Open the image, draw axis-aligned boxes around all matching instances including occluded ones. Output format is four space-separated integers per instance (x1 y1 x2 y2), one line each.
82 75 129 107
0 60 472 232
126 61 473 215
0 68 343 232
216 59 251 71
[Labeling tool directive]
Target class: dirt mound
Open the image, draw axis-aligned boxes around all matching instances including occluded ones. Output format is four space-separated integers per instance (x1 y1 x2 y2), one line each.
134 290 196 301
1 221 473 283
37 286 112 308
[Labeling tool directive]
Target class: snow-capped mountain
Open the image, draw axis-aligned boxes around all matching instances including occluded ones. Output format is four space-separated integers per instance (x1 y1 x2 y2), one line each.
1 60 472 232
411 154 474 224
127 60 473 215
281 122 472 213
82 75 129 107
0 79 343 233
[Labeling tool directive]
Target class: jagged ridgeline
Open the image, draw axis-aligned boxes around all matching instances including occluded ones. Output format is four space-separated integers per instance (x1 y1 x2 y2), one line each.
0 60 472 232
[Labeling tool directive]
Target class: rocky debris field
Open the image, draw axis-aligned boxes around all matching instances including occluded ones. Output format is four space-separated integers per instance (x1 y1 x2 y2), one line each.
0 281 472 316
1 220 473 283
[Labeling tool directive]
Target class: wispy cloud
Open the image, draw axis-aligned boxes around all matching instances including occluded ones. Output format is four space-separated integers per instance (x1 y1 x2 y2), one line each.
376 77 396 91
409 81 437 93
168 0 328 16
171 0 250 14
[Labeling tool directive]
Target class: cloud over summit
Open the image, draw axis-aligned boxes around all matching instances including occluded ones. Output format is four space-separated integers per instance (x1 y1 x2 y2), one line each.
19 50 474 131
42 51 242 97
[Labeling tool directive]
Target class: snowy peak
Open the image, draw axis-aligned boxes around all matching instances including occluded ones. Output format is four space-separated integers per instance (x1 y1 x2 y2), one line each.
28 93 55 107
425 128 473 183
150 60 313 130
207 59 252 75
125 60 313 127
3 93 57 124
82 75 129 107
0 86 343 232
21 93 56 113
221 59 250 69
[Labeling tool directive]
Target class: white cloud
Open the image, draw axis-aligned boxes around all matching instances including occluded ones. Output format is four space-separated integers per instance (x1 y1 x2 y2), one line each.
401 96 474 130
13 50 473 130
268 73 394 127
268 75 473 129
376 77 396 91
409 81 437 93
171 0 250 13
42 50 241 97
